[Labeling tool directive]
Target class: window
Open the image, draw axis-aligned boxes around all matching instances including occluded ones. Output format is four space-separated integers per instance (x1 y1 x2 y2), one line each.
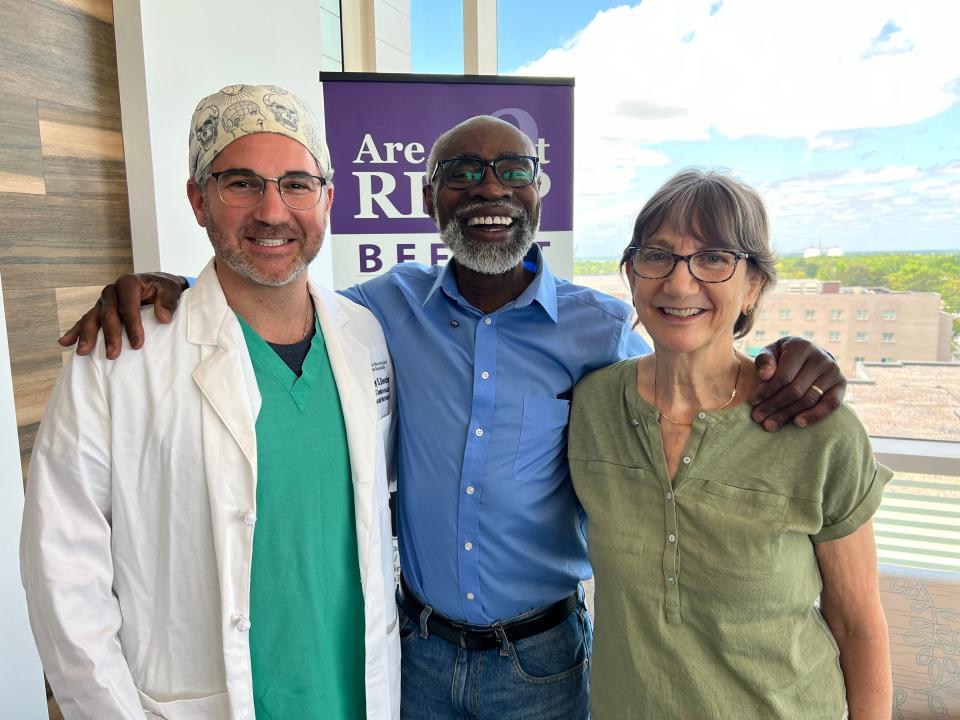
803 330 815 340
829 331 841 342
759 309 768 320
881 356 895 363
882 332 895 343
854 356 865 364
754 330 765 340
804 309 816 320
547 2 958 454
779 309 791 320
856 332 868 342
778 329 790 338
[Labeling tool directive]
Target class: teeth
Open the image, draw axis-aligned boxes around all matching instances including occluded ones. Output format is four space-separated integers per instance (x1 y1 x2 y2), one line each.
466 216 514 227
662 307 703 317
252 238 288 247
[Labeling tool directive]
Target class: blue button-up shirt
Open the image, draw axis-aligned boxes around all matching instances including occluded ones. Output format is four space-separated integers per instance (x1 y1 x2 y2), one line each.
340 246 650 623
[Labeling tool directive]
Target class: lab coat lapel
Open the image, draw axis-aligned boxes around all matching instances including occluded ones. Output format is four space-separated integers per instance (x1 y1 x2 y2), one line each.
188 263 260 471
312 286 375 591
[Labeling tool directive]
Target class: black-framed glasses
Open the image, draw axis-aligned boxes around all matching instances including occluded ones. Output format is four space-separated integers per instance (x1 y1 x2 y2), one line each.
432 155 539 189
628 247 750 283
210 170 328 210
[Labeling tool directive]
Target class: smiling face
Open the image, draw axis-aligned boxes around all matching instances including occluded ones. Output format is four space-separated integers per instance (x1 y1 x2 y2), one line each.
629 225 763 358
424 118 541 275
186 132 333 288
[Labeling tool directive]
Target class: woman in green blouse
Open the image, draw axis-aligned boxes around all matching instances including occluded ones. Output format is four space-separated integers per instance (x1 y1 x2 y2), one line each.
568 169 892 719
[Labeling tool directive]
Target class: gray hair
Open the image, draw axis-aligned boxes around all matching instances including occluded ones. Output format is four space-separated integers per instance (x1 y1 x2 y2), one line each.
195 163 213 191
425 116 536 193
620 168 778 338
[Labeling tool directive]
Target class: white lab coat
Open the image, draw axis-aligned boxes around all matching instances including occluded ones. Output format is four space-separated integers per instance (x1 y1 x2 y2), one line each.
21 262 400 720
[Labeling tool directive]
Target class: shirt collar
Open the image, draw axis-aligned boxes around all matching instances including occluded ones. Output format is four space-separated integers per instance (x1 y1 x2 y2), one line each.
423 244 558 323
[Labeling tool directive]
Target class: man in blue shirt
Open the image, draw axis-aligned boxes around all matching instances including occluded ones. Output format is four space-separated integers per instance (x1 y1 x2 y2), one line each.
62 114 845 720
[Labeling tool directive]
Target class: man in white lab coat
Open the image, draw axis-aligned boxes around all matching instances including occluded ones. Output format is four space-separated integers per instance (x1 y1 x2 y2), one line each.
20 84 400 720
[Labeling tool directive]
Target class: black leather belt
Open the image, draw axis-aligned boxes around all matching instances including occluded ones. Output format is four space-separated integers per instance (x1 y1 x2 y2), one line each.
397 576 578 651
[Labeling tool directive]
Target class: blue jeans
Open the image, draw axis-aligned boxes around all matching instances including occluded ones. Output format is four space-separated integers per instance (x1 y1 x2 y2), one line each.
397 589 592 720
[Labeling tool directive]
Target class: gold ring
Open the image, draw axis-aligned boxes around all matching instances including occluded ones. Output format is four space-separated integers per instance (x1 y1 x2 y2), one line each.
810 385 824 397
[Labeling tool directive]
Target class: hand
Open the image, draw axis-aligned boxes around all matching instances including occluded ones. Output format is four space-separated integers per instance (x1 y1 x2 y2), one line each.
748 336 846 432
58 273 187 359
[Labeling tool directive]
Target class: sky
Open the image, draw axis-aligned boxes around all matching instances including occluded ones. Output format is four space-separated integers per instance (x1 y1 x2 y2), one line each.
411 0 960 258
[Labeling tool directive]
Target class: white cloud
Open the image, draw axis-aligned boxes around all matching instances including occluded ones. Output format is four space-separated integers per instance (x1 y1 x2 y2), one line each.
807 135 854 152
759 164 960 251
510 0 960 256
512 0 960 142
863 19 914 59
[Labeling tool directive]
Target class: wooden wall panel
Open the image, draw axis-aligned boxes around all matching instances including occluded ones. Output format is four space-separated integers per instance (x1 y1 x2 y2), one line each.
0 1 122 113
32 0 112 24
38 100 125 161
0 94 46 195
0 4 132 711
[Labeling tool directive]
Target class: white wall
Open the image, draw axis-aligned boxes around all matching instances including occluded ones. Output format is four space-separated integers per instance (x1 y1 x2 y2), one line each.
0 272 47 719
113 0 412 290
375 0 412 72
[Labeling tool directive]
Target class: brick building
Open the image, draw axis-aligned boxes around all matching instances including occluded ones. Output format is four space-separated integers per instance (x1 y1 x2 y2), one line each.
744 279 954 375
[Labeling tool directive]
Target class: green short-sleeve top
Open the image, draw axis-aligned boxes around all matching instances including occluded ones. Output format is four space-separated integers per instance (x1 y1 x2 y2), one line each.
568 358 892 720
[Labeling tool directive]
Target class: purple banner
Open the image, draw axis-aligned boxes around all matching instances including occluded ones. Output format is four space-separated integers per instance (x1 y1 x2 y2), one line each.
320 77 574 235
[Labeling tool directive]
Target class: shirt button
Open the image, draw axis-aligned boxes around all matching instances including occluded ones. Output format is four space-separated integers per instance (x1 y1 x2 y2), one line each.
630 418 640 426
665 491 673 501
464 542 473 551
450 319 459 327
466 592 475 600
666 576 676 585
481 371 490 380
668 534 676 543
466 486 476 495
682 456 691 464
231 613 251 632
483 317 492 325
237 509 256 525
475 427 484 437
698 412 706 419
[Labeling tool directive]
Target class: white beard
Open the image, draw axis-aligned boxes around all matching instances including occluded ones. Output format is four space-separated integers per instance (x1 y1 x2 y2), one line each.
438 199 541 275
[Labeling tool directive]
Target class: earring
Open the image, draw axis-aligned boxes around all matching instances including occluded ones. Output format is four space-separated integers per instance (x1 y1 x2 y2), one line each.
743 304 753 316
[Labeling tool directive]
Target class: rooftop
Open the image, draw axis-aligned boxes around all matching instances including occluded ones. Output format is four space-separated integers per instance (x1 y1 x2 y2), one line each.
848 362 960 441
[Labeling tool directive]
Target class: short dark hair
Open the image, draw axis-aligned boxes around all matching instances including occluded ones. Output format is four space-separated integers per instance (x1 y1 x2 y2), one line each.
620 168 778 338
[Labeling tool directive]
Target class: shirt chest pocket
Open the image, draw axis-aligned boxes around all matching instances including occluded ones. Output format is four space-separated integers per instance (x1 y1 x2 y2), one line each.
573 460 652 556
513 396 571 486
682 478 788 578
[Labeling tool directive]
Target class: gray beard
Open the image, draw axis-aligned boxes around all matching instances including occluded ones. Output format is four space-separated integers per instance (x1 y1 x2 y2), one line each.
203 203 313 287
438 200 540 275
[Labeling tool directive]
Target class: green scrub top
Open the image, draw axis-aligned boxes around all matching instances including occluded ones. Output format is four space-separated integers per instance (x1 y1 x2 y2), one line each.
239 313 366 720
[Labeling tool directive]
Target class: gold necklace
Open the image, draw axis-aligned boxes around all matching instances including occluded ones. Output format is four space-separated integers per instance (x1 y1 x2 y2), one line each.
302 295 314 339
655 351 742 427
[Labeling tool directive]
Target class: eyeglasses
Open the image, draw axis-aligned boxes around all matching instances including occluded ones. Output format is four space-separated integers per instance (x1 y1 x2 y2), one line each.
628 247 750 283
432 155 539 189
210 170 328 210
